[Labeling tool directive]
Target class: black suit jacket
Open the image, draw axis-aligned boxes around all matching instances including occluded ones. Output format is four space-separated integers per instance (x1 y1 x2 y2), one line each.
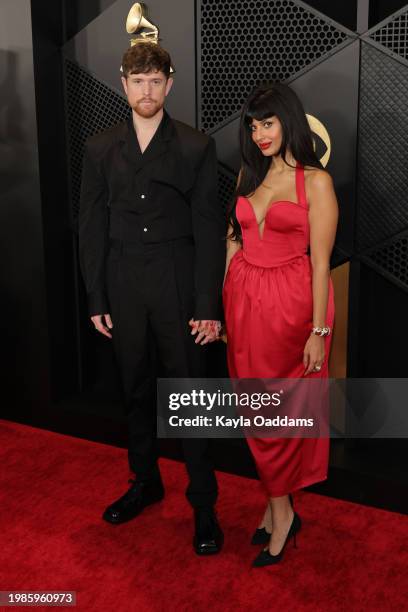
79 109 226 319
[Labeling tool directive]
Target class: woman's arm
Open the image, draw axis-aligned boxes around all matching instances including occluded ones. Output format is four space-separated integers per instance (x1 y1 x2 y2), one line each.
303 169 339 375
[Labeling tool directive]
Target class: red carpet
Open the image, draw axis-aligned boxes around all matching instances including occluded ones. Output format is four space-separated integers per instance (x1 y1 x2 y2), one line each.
0 420 407 611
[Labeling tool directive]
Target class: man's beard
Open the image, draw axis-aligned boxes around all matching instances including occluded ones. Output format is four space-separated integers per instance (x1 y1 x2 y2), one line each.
133 98 163 118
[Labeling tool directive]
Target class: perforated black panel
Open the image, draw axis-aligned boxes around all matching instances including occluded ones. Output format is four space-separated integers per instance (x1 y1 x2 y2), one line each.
369 7 408 61
365 231 408 291
357 42 408 251
199 0 350 131
218 164 237 217
65 60 130 221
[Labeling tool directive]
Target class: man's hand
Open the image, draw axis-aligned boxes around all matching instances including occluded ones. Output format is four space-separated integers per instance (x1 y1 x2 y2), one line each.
91 314 113 339
189 319 221 345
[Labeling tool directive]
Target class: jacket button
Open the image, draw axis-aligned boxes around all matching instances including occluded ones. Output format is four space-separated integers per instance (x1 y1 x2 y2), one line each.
141 194 146 199
143 227 148 232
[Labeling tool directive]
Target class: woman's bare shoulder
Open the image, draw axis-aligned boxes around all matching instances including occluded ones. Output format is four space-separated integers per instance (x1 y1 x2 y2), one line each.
304 167 333 191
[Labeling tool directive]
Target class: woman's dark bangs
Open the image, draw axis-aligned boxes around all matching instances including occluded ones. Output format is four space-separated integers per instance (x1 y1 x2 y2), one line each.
245 95 277 123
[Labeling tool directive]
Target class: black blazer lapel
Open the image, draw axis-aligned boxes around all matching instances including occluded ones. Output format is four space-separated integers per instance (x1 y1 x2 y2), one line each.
121 112 173 174
115 110 196 197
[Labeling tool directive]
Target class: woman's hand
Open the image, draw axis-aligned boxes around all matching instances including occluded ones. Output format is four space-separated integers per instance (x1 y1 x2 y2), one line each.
303 334 325 376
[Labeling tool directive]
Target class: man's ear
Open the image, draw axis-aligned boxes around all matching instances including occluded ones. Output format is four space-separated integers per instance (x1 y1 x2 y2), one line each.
121 76 128 95
165 77 174 97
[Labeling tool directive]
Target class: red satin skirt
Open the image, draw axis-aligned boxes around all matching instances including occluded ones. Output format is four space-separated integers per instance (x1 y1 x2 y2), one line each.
223 251 334 497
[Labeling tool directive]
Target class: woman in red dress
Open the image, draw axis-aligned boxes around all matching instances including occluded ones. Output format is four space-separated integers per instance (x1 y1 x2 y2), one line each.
222 83 338 567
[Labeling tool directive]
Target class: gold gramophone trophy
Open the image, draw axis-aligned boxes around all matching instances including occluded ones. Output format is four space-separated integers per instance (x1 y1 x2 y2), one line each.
126 3 159 45
124 3 174 73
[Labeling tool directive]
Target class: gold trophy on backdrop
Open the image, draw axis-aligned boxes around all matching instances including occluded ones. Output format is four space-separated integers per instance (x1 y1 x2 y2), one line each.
124 3 174 73
126 3 159 45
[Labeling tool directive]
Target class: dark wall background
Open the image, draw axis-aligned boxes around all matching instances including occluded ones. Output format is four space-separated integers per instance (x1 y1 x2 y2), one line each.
369 0 408 26
64 0 118 40
308 0 408 30
30 1 79 402
2 0 407 513
0 0 51 414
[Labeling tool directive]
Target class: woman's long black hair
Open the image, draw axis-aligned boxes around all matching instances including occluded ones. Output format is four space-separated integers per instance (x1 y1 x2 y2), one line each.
228 82 323 241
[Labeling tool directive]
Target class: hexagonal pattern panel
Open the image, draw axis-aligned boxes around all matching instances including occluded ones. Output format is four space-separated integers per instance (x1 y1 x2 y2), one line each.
365 231 408 291
218 164 237 217
199 0 350 131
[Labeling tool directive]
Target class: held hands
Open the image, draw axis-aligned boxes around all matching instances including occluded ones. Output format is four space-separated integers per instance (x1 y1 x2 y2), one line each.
91 314 113 339
303 333 325 376
90 315 220 344
189 319 221 345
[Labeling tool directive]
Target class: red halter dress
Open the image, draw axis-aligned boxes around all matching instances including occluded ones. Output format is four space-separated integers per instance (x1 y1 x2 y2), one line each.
223 164 334 496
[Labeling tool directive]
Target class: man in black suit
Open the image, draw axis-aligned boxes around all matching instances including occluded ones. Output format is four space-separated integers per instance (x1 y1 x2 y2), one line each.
79 43 225 554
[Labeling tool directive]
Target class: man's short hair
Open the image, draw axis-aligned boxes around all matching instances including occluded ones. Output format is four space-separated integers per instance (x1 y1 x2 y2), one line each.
122 42 172 78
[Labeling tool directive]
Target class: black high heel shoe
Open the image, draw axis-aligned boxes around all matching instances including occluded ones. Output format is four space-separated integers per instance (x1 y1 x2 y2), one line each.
250 493 294 545
252 511 301 567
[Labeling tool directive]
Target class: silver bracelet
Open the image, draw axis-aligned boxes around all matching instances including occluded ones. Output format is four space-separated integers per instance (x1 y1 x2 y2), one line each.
311 326 331 337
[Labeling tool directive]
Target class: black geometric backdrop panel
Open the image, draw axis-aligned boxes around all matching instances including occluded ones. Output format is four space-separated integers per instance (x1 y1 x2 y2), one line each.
198 0 354 132
218 164 237 217
363 230 408 292
65 59 131 224
368 5 408 62
357 42 408 252
357 4 408 293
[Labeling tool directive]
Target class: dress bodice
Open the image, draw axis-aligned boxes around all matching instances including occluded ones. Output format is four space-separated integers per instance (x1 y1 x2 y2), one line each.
236 165 309 267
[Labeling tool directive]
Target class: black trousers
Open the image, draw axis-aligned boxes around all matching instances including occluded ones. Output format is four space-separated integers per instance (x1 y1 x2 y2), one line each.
106 237 217 508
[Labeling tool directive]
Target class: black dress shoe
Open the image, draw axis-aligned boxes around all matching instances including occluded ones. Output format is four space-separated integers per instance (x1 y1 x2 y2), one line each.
251 493 294 545
193 507 224 555
102 479 164 524
252 512 301 567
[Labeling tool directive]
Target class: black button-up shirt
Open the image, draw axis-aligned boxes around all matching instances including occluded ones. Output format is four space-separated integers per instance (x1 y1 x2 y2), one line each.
79 110 226 319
